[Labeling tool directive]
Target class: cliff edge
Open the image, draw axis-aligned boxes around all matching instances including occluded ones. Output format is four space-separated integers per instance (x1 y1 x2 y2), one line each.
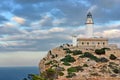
39 44 120 80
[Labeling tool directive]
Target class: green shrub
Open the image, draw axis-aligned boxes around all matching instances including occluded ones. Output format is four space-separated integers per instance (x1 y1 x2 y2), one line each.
59 45 63 48
66 50 72 54
43 58 46 61
49 50 52 55
95 48 110 55
51 55 55 58
27 74 46 80
95 49 105 55
113 69 119 74
37 68 57 80
61 55 76 63
67 67 77 73
80 52 99 62
109 54 117 60
99 57 109 63
72 50 82 55
67 66 83 73
83 64 88 67
55 54 58 57
63 62 71 66
63 48 69 50
102 48 110 50
45 68 56 79
63 48 72 53
58 72 64 76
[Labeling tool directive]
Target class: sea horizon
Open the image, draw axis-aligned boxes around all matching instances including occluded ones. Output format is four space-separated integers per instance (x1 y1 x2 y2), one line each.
0 66 39 80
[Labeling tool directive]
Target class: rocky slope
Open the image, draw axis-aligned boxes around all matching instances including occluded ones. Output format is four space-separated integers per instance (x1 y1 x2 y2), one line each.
39 44 120 80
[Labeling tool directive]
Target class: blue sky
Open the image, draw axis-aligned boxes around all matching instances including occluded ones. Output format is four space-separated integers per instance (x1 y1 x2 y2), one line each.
0 0 120 66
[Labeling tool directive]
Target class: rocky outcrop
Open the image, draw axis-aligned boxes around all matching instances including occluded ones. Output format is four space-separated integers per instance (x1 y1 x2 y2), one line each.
39 44 120 80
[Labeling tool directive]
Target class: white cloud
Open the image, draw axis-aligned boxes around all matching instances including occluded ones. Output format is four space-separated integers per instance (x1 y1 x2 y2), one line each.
30 13 54 28
95 30 120 38
4 22 15 27
52 18 66 26
39 13 53 26
0 41 28 47
49 27 65 33
103 29 120 38
87 5 97 13
31 11 65 28
12 16 26 24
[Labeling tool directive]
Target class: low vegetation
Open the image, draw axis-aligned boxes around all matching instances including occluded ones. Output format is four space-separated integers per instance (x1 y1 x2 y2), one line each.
95 48 110 55
72 50 82 55
61 55 76 63
95 49 105 55
63 48 72 53
66 72 76 78
109 54 117 60
80 52 99 62
63 62 71 66
99 57 109 62
66 66 84 78
67 66 84 73
83 64 88 67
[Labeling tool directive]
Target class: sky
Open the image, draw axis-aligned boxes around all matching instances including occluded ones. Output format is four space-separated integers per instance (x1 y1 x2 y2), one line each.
0 0 120 67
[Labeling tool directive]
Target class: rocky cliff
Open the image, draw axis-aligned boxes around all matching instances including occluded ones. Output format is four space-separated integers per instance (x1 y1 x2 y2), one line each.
39 44 120 80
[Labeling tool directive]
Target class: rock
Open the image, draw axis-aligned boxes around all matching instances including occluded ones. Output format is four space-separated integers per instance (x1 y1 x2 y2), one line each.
39 45 120 80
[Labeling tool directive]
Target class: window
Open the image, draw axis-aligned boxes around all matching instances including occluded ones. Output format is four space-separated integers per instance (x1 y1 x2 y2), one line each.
98 42 100 45
82 42 84 45
103 42 105 45
87 42 89 45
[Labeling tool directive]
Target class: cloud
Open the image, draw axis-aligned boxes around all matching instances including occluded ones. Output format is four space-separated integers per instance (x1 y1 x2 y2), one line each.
102 29 120 38
0 26 67 51
0 15 8 23
52 18 66 26
31 11 66 28
14 0 58 4
12 16 26 24
87 5 97 13
49 27 65 32
4 22 15 27
39 13 53 27
0 0 120 52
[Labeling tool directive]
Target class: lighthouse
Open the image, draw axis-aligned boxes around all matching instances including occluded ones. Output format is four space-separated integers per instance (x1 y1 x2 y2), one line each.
85 12 94 38
71 12 118 52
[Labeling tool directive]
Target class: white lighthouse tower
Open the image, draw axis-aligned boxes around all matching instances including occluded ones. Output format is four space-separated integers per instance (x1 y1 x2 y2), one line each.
85 12 94 38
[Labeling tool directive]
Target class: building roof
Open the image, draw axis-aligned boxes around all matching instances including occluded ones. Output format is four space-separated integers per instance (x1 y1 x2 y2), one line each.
87 12 92 18
77 38 108 41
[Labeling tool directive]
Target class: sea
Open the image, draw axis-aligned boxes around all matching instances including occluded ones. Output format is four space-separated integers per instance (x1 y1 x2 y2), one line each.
0 67 39 80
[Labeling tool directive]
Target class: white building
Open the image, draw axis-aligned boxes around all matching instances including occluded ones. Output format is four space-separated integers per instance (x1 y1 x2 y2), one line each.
72 12 118 50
